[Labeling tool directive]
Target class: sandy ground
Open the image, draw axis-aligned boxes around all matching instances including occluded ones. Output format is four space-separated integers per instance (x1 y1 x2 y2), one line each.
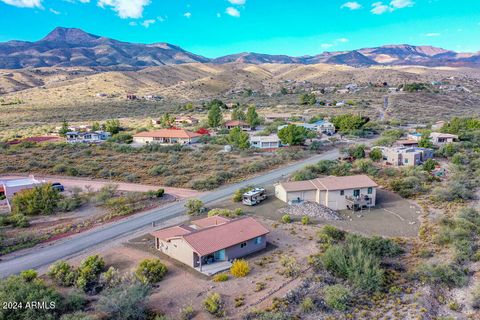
0 174 202 199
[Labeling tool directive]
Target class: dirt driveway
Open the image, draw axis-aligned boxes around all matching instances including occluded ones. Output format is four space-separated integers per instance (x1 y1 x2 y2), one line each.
0 175 201 199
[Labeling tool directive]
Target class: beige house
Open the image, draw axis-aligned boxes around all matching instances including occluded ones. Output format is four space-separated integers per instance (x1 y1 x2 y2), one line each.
151 216 269 274
430 132 458 145
249 135 281 149
275 175 377 211
381 147 434 167
174 116 199 126
224 120 251 131
133 129 202 145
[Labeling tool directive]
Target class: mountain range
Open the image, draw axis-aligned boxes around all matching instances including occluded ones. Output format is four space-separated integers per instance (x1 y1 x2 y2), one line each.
1 27 479 69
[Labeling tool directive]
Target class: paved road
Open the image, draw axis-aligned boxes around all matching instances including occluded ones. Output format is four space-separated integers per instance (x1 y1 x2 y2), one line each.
0 149 340 278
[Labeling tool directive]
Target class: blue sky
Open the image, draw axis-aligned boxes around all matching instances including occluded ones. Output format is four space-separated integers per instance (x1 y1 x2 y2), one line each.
0 0 479 58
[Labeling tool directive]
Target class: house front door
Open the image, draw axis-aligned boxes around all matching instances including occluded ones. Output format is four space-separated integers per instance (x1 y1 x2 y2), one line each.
214 249 226 261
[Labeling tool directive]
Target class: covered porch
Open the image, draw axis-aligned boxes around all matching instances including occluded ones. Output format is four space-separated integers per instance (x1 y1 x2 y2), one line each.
194 260 232 276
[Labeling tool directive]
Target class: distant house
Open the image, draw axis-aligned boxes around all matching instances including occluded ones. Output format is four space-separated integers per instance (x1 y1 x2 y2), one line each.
0 176 44 212
224 120 251 131
151 216 269 274
430 132 458 146
66 131 111 143
133 129 202 145
311 120 336 135
407 132 423 142
174 116 199 126
394 140 419 148
249 135 281 149
381 147 434 167
278 123 317 133
275 175 377 211
431 121 446 131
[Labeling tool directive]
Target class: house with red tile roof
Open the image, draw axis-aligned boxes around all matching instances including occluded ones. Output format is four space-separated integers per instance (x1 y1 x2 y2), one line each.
275 175 378 211
133 129 202 145
151 216 269 272
224 120 251 131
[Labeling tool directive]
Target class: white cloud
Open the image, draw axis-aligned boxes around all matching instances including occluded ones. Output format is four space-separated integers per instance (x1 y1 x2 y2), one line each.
141 19 155 28
0 0 42 8
390 0 414 9
183 12 191 18
337 37 349 43
371 0 414 14
225 7 240 17
424 32 440 37
228 0 246 4
341 2 362 10
129 21 137 26
157 15 166 22
49 8 60 14
216 12 221 18
321 43 333 49
97 0 151 19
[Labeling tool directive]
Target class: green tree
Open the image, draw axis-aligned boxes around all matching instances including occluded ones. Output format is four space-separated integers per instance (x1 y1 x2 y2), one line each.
331 114 369 133
299 93 316 105
423 159 437 172
227 127 250 149
207 104 223 128
418 136 434 148
369 148 383 161
160 113 175 128
105 119 121 134
135 259 168 284
246 106 261 129
59 120 70 137
231 107 246 121
12 184 61 216
91 122 101 131
347 145 366 159
208 99 227 110
278 125 308 146
185 199 204 216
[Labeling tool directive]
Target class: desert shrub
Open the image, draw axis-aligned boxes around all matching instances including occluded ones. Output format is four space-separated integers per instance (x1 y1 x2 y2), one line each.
300 297 315 313
346 234 403 258
96 282 151 320
230 259 250 278
148 165 167 176
390 176 426 198
301 216 310 225
281 214 291 224
9 214 29 228
64 290 88 313
179 305 195 320
0 272 66 320
58 188 84 212
232 185 254 202
135 259 168 284
324 284 351 311
109 132 133 144
318 225 345 243
12 184 61 216
279 255 301 278
213 273 229 282
472 285 480 309
60 312 94 320
49 260 78 286
414 263 468 288
184 199 204 216
203 292 224 317
100 266 121 288
207 208 243 218
369 148 383 161
94 184 118 205
155 188 165 198
75 255 106 293
20 269 38 282
321 239 384 292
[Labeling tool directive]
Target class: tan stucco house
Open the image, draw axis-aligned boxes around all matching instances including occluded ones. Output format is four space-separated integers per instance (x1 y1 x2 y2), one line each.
151 216 269 272
133 129 202 145
224 120 252 131
275 175 378 211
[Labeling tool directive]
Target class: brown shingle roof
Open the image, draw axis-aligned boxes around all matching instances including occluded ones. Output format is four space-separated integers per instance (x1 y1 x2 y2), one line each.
134 129 202 139
183 217 269 256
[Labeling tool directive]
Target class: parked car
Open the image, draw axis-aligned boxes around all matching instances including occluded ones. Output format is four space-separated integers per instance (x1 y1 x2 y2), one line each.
51 182 65 192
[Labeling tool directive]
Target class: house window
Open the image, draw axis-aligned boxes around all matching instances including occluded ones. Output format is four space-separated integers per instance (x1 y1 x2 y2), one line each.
254 237 262 245
353 189 360 197
368 187 373 194
240 242 247 248
404 159 409 163
340 190 344 196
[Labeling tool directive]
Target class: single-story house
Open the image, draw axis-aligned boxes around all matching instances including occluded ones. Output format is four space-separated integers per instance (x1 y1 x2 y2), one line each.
394 140 420 148
0 176 44 212
430 132 458 145
224 120 251 131
151 216 269 272
381 147 434 167
249 135 281 149
133 129 202 145
174 116 199 126
275 175 378 211
66 131 111 143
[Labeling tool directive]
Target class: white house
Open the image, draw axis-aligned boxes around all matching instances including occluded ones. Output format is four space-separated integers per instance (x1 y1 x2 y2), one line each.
66 131 111 143
311 120 336 135
0 176 45 212
275 175 377 211
250 135 281 149
429 132 458 145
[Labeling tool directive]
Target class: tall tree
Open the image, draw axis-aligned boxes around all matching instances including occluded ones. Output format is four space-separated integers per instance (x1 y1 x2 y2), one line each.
207 104 223 128
246 106 261 129
104 119 121 134
58 120 70 137
278 125 308 146
160 113 175 128
227 127 250 149
231 107 246 121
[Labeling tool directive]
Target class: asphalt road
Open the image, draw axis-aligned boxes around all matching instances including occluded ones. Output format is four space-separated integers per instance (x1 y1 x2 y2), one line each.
0 148 340 278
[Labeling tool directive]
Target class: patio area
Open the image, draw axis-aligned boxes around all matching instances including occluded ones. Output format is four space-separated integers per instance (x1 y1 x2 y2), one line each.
194 261 232 276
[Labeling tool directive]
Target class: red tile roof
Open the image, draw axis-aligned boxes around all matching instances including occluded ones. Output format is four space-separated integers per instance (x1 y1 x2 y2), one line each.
134 129 202 139
151 217 270 256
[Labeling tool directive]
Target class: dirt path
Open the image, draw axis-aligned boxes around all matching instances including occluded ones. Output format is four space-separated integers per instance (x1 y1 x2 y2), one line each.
0 174 202 199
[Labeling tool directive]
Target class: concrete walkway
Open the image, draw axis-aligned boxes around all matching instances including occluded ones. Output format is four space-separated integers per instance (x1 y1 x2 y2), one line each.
0 149 340 278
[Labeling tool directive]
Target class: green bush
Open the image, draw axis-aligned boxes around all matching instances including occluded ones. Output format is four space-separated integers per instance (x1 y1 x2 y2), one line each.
414 263 468 288
346 234 403 258
96 282 151 320
207 208 243 218
324 284 351 311
318 225 345 243
300 297 315 313
155 188 165 198
75 255 106 293
203 292 224 317
232 185 254 202
213 273 229 282
472 284 480 309
12 184 61 216
49 260 78 286
281 214 291 224
184 199 204 216
301 216 310 225
135 259 168 284
180 305 195 320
